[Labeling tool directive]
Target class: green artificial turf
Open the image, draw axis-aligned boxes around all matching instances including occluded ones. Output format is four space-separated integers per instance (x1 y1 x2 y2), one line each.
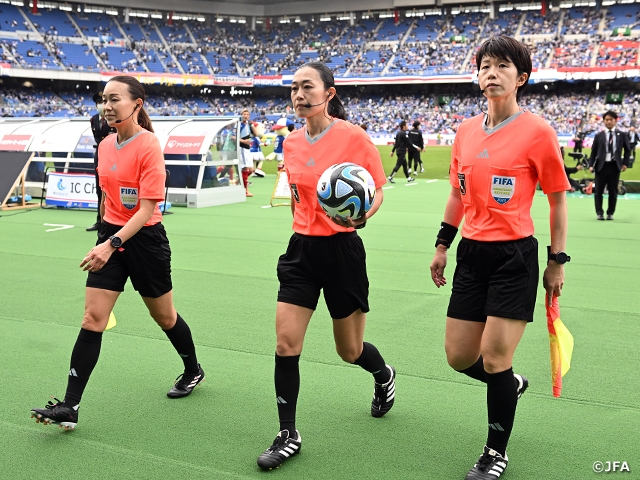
0 163 639 479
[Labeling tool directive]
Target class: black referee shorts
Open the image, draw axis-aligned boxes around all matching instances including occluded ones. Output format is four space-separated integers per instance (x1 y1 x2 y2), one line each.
86 221 172 298
277 232 370 320
447 236 539 322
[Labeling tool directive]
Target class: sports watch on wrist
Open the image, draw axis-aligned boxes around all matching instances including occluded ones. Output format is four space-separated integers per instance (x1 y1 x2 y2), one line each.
547 246 570 265
109 235 123 249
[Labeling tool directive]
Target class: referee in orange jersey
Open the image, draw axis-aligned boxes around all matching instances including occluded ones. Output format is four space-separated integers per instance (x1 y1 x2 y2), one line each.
31 76 203 431
429 36 569 479
256 62 396 470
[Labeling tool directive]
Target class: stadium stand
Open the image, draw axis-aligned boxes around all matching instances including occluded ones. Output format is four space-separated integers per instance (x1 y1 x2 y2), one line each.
1 2 639 76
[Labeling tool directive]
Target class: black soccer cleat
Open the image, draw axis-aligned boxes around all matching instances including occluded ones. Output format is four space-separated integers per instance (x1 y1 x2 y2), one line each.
514 373 528 400
387 176 395 183
465 446 508 479
167 364 205 398
31 398 78 431
371 365 396 418
257 429 302 470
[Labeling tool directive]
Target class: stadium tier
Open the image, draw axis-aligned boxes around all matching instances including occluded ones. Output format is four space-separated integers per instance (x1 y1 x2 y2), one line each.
2 2 640 77
3 84 639 136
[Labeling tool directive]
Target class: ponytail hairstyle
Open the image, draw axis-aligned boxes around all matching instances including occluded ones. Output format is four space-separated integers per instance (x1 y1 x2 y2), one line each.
300 61 347 120
106 75 154 133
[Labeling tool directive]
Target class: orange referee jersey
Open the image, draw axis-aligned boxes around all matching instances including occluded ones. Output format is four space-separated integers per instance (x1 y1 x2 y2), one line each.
284 119 387 236
450 111 569 242
98 130 166 227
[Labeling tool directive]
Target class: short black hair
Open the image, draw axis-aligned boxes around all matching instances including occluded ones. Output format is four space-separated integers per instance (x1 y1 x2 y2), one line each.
412 120 420 128
399 120 407 129
476 36 532 97
603 110 618 120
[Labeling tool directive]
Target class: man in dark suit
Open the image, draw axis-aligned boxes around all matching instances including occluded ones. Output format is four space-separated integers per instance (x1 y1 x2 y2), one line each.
86 91 116 232
627 126 637 167
588 110 630 221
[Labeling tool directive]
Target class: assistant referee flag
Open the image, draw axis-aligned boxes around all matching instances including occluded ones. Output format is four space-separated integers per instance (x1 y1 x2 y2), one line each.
547 295 574 398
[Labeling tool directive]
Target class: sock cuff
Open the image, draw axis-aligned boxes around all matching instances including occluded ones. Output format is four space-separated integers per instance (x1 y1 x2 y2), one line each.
275 353 300 368
352 342 370 365
78 328 103 344
485 367 514 385
456 355 483 374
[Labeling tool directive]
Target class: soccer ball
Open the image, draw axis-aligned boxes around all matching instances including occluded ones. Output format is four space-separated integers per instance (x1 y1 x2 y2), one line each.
316 163 376 220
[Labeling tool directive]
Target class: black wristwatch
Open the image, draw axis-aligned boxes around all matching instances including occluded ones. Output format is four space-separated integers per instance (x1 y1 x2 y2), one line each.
547 246 570 265
109 235 123 249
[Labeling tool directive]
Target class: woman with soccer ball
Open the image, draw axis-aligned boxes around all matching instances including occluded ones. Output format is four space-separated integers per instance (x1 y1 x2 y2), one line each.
430 36 569 479
256 61 396 470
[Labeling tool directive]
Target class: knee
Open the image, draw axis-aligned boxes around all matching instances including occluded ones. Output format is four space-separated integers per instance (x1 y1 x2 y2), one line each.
336 344 362 364
276 335 302 357
481 351 509 374
81 310 107 331
445 345 478 372
151 311 176 330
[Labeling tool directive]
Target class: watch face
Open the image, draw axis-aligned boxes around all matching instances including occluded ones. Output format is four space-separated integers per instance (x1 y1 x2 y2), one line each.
110 236 122 248
556 252 568 264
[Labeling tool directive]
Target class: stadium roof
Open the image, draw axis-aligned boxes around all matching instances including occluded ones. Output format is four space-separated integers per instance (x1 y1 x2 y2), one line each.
90 0 457 17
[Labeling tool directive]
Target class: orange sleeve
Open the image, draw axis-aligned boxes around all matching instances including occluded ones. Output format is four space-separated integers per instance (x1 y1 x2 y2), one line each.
138 134 166 201
528 120 571 194
351 126 386 188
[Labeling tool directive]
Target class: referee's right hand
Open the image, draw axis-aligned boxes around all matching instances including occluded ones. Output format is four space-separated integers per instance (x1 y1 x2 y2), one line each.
430 246 448 288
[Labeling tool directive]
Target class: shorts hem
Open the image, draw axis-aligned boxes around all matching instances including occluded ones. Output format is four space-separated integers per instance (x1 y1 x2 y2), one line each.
330 304 370 320
446 310 487 322
277 295 318 312
138 286 172 299
486 310 534 323
86 280 124 293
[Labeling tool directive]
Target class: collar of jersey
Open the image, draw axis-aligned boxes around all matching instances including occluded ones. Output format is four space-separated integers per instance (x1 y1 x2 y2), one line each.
482 110 524 136
305 119 338 145
115 130 147 150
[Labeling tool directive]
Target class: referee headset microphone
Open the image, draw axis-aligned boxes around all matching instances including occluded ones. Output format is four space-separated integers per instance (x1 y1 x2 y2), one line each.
115 104 139 124
303 93 332 108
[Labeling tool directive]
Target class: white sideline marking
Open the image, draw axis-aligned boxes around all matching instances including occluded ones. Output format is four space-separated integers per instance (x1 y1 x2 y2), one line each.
426 179 438 183
261 205 272 209
44 224 74 232
382 186 394 190
405 182 418 187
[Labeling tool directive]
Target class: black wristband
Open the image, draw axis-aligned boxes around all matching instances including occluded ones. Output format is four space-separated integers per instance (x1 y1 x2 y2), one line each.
437 222 458 242
355 221 366 230
435 238 451 249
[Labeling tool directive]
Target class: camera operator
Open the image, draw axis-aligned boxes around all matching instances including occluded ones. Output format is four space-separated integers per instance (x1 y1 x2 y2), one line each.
573 130 585 153
565 163 583 193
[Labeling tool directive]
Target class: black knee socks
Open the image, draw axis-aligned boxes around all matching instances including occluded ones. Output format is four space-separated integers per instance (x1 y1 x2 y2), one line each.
163 313 199 374
458 356 487 383
485 368 517 457
275 353 300 434
353 342 390 384
64 328 103 407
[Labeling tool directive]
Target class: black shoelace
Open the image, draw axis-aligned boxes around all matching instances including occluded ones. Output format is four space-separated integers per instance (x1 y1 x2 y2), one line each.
476 452 499 471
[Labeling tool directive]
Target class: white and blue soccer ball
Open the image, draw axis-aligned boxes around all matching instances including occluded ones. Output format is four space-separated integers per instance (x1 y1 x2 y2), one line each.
316 163 376 220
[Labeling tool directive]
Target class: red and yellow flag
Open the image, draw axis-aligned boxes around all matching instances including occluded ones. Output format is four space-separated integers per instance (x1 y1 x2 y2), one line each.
546 295 574 397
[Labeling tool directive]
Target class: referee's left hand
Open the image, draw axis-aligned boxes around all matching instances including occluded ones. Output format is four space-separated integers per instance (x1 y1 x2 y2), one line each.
80 241 115 272
543 263 564 306
331 214 365 229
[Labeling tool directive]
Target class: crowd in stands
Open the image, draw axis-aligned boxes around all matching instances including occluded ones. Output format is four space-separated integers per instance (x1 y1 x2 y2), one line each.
2 3 640 77
3 86 637 137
